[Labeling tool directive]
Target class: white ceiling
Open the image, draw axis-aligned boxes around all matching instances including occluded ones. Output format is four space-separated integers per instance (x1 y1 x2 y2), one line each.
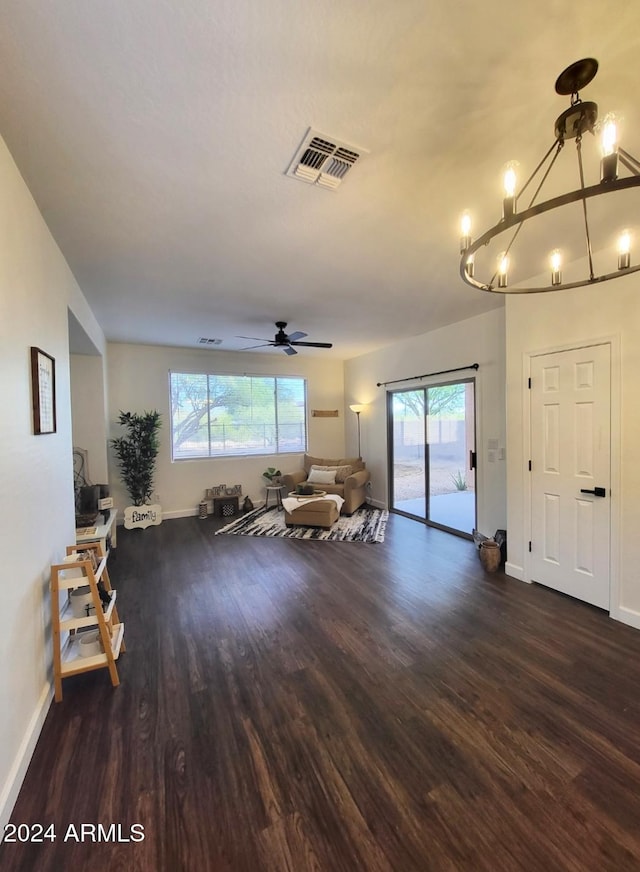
2 1 639 359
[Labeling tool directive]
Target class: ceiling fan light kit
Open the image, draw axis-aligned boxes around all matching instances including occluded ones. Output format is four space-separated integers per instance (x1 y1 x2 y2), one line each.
459 58 640 294
238 322 333 355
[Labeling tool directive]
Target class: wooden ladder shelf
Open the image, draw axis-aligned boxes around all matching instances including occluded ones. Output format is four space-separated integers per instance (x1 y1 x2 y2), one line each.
50 541 126 702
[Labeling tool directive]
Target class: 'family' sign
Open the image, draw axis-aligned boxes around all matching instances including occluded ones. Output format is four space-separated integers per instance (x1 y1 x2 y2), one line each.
124 504 162 530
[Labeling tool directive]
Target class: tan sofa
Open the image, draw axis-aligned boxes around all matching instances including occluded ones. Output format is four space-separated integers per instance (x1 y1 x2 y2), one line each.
280 454 370 515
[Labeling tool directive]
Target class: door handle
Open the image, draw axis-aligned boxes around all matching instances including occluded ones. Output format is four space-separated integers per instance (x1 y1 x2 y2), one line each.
580 487 606 497
469 450 476 470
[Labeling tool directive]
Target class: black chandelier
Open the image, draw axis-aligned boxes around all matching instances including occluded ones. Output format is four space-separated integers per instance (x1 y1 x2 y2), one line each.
459 58 640 294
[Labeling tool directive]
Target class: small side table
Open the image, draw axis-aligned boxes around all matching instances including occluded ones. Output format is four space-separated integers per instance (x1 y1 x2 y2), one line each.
265 485 284 511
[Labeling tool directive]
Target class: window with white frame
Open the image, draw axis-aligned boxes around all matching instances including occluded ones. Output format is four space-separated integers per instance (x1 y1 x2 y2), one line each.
169 372 307 460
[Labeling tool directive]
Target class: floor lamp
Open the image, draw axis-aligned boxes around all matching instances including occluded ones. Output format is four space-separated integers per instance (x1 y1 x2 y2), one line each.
349 404 366 458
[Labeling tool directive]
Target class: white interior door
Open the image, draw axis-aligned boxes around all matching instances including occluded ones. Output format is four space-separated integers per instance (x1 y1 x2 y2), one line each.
530 344 611 609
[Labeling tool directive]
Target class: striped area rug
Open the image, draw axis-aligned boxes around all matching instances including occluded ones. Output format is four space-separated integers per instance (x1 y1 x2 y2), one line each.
215 504 388 543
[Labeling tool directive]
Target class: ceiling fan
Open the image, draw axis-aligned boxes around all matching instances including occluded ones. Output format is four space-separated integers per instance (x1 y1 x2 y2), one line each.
238 321 333 355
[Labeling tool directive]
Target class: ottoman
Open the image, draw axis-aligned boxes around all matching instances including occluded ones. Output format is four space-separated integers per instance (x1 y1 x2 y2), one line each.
284 498 340 529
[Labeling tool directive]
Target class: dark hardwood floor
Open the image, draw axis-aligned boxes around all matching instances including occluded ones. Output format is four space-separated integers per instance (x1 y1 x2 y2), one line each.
4 512 640 871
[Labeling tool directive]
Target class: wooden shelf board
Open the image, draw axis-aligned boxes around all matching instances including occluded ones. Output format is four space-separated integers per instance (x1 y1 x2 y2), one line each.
54 555 106 590
60 622 124 676
59 590 116 631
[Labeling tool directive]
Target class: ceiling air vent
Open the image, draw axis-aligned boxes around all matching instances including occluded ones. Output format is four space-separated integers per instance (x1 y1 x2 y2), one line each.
197 337 222 346
286 129 367 190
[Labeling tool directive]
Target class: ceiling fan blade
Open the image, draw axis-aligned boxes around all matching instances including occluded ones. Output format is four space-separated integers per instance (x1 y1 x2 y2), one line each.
239 343 272 350
283 345 297 356
286 331 307 342
289 341 333 348
237 335 270 341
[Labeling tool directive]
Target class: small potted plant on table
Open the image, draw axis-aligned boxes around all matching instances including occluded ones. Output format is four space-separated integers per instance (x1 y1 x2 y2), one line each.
262 467 282 485
263 467 283 509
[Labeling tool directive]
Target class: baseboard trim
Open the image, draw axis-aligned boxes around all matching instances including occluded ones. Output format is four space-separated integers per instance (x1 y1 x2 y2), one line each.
611 606 640 631
504 562 526 581
161 507 198 520
0 680 53 832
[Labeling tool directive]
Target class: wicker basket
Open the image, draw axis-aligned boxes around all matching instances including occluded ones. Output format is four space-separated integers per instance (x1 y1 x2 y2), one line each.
479 539 501 572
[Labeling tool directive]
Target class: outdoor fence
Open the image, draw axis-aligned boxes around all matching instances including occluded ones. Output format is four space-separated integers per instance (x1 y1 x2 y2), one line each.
173 422 306 459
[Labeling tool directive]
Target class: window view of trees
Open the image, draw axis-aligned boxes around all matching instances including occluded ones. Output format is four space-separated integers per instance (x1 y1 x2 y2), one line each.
394 383 466 420
170 373 307 459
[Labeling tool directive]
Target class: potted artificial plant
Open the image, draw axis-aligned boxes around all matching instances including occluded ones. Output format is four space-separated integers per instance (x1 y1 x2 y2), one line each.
262 467 282 485
111 410 163 529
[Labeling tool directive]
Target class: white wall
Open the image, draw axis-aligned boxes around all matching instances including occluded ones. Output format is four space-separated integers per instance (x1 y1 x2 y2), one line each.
106 343 346 516
0 136 106 827
344 308 507 536
70 354 109 484
505 278 640 626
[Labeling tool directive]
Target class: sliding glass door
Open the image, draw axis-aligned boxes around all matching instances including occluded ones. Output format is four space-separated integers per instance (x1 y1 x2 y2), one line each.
388 380 476 536
389 390 427 518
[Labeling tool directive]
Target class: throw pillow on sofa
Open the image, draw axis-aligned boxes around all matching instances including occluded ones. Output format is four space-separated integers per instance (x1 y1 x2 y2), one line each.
334 465 352 482
312 464 352 483
307 467 337 485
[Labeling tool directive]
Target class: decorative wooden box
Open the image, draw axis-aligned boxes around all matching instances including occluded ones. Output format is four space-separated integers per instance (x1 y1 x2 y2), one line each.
213 495 239 518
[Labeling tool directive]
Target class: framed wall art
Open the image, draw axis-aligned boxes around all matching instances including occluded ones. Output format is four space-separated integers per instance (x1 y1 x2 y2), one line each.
31 346 57 435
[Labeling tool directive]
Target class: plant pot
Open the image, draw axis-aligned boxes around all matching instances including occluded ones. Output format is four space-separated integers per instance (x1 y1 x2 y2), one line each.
479 540 501 573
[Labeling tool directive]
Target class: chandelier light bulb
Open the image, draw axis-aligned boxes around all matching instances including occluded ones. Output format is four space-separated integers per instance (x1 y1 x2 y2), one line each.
550 249 562 285
497 253 509 288
618 229 631 269
503 165 517 197
600 114 619 182
465 252 475 278
502 162 517 219
601 116 618 157
460 211 472 253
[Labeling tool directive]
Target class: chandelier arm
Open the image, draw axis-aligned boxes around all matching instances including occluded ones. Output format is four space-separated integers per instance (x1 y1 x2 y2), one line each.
517 141 561 202
459 174 640 292
523 144 563 211
576 138 595 281
487 143 564 287
501 149 561 274
618 148 640 176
